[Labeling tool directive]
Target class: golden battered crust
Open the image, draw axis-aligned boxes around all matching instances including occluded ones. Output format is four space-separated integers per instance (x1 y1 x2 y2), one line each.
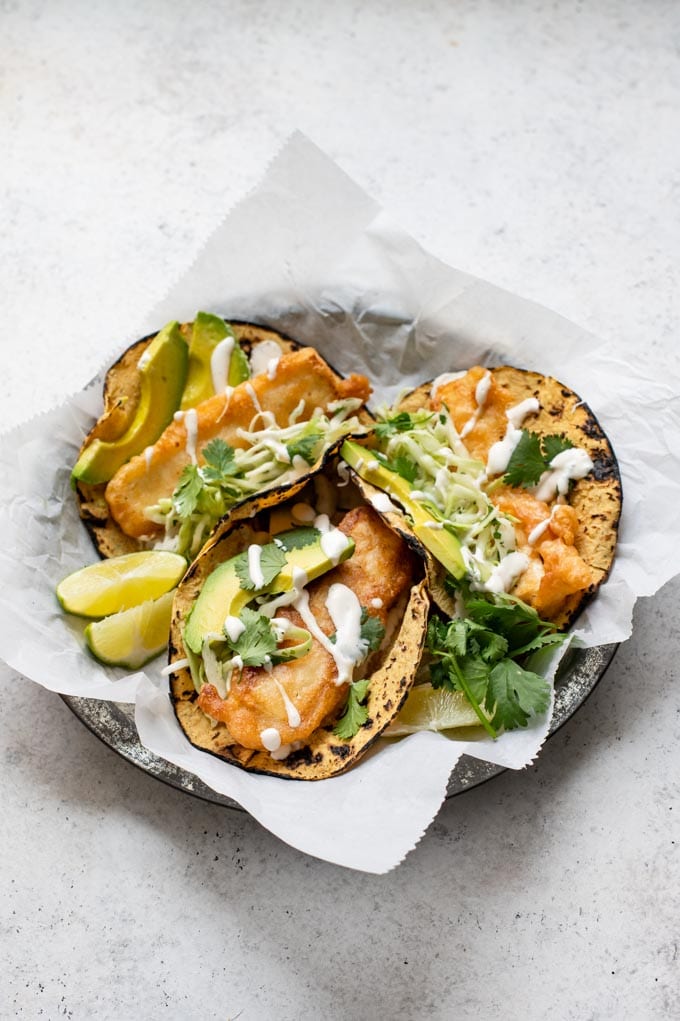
398 366 622 628
75 321 372 559
167 475 429 780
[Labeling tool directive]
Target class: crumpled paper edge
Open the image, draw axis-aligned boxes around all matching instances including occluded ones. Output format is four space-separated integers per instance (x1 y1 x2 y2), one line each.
2 131 679 872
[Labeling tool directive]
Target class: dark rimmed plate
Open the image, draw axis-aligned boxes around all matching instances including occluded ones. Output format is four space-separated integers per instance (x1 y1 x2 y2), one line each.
60 642 617 809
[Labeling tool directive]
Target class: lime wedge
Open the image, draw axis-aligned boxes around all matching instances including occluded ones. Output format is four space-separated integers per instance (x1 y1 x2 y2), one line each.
84 590 175 669
57 551 186 618
386 685 484 736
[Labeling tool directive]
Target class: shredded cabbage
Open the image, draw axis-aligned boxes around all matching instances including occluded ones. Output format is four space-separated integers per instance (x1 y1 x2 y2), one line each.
374 404 516 586
147 399 366 558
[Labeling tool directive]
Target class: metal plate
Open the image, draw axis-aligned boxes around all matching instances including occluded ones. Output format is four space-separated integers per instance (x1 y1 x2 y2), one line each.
60 642 618 809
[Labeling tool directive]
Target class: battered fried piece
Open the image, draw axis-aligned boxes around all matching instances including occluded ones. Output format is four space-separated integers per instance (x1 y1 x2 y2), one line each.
105 348 371 539
196 505 417 750
434 368 600 622
492 489 596 619
399 365 621 628
433 366 512 463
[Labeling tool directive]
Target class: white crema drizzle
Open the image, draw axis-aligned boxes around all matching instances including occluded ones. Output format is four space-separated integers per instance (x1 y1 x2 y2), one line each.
224 615 246 642
534 448 594 502
210 336 235 393
460 370 492 438
249 340 283 378
430 370 467 400
273 679 301 728
292 584 364 686
485 397 540 476
370 492 400 514
245 382 263 415
260 727 282 752
476 551 530 594
247 544 265 589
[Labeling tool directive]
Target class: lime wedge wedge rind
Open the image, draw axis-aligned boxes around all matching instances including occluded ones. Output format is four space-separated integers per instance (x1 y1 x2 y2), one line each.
84 590 175 670
57 551 186 618
386 685 486 737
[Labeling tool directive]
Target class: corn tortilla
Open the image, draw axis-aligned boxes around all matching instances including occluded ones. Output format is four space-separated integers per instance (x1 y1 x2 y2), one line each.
167 472 429 780
397 366 622 628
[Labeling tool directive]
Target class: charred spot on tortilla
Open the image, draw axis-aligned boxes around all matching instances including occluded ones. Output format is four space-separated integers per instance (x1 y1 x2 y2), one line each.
74 319 373 562
167 468 429 780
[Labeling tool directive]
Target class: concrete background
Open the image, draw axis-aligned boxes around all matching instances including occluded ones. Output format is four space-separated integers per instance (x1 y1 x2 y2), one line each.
2 2 679 1018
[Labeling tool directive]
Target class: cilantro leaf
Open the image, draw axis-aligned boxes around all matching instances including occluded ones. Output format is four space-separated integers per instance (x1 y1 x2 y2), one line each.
542 433 575 462
427 616 467 658
333 679 371 739
227 607 277 667
172 465 203 518
393 455 418 484
233 542 287 591
485 659 551 730
359 608 385 652
465 595 559 656
503 430 546 487
503 430 577 488
275 527 320 551
286 433 323 465
512 631 566 657
374 411 416 440
200 438 240 483
425 612 555 736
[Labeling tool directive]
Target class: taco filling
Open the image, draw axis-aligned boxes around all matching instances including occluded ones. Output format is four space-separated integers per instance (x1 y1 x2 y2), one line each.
192 506 415 754
74 315 372 561
168 476 428 779
339 364 621 741
342 364 621 629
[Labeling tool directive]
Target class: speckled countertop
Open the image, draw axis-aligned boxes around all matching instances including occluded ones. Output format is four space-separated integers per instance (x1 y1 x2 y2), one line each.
2 3 680 1019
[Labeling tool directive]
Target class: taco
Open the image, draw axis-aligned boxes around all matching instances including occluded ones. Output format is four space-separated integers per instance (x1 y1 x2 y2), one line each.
73 314 372 562
167 463 429 780
342 364 622 630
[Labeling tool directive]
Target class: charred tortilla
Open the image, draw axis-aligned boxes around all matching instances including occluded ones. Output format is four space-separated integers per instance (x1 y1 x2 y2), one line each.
75 320 372 561
396 365 622 628
167 470 429 780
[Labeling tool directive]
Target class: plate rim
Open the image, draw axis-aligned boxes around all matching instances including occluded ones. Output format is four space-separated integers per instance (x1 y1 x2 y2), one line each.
60 641 619 811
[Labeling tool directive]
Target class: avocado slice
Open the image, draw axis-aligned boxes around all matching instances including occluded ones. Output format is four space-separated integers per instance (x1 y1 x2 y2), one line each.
180 312 250 409
72 321 189 485
341 439 466 580
184 526 355 654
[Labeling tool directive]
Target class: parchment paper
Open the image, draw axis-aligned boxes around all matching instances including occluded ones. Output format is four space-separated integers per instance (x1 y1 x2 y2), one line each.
2 132 679 871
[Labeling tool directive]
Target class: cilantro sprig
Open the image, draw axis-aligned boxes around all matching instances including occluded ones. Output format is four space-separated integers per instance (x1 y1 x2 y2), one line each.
172 439 243 518
426 598 562 737
200 438 240 484
358 608 385 652
333 679 371 739
232 542 287 591
503 430 574 488
275 527 320 552
374 411 419 440
225 607 277 667
286 433 324 465
172 465 204 518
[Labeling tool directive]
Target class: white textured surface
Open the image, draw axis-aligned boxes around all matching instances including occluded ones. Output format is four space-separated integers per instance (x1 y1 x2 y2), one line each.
2 2 680 1019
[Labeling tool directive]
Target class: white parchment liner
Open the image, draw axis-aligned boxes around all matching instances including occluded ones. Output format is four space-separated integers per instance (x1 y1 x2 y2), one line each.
2 133 679 872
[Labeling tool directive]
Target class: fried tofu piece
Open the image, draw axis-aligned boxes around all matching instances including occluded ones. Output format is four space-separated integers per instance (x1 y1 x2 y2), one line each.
105 348 370 538
197 506 417 751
